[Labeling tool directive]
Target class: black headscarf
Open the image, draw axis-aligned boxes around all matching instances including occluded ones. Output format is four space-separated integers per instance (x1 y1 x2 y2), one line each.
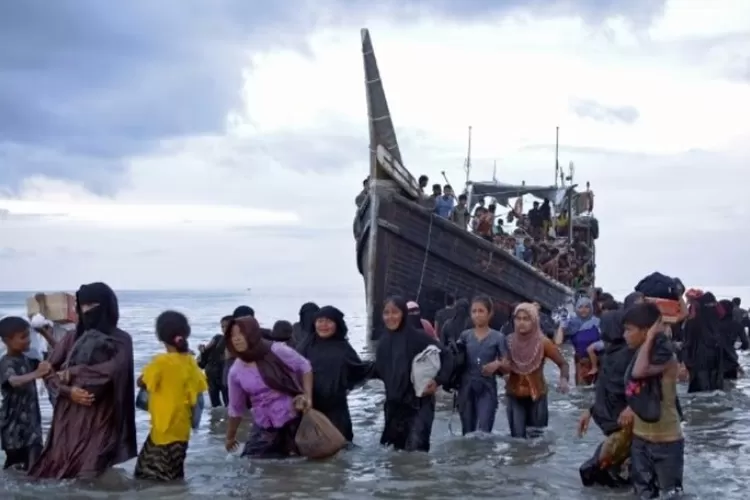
298 302 319 334
442 298 470 344
297 305 348 353
233 305 255 319
374 296 441 404
75 282 119 337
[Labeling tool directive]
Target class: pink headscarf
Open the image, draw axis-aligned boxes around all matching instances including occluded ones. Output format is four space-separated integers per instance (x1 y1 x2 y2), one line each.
507 303 546 376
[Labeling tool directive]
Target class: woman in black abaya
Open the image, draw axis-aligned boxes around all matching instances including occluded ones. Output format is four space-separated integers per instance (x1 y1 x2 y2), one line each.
372 296 453 452
291 302 319 348
718 299 743 380
296 306 372 442
683 292 724 393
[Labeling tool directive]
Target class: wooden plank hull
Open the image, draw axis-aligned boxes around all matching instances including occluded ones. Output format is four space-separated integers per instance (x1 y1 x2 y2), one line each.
355 188 573 340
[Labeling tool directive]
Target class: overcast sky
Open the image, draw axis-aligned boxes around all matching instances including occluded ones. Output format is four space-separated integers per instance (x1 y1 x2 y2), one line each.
0 0 748 292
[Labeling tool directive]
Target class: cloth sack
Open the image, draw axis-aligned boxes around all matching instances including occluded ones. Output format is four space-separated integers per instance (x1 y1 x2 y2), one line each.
411 345 441 397
136 388 205 430
294 409 347 459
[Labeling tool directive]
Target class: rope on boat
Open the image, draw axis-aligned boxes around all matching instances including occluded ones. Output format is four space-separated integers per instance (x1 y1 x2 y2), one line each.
415 213 435 302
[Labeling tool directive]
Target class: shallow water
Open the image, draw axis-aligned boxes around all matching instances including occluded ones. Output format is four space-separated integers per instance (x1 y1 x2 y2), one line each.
1 288 749 499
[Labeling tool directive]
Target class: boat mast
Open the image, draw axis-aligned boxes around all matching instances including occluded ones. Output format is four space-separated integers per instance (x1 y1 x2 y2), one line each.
554 126 560 187
464 125 473 186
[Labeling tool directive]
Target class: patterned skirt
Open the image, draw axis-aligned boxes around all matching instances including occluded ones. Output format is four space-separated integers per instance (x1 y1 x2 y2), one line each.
134 435 188 481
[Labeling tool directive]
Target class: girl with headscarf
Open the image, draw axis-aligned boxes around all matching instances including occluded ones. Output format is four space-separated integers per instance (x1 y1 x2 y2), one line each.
554 297 601 385
29 282 137 479
682 291 724 393
504 303 569 438
224 316 313 458
371 296 453 452
406 301 437 339
577 297 638 489
291 302 320 348
296 306 373 442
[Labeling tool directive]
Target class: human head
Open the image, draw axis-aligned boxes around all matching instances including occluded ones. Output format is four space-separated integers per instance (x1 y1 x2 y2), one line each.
298 302 320 332
623 303 661 349
443 184 453 197
406 301 420 316
0 316 31 353
575 297 593 319
232 305 255 319
226 316 267 362
30 313 53 335
155 310 191 353
732 297 741 307
270 320 294 343
76 282 119 335
470 295 493 327
418 175 428 189
513 303 540 336
458 194 467 205
220 315 233 334
382 296 409 332
313 306 348 340
623 292 645 309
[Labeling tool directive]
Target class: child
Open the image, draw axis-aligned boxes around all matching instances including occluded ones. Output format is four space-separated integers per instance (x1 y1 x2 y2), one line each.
134 311 207 481
623 303 684 499
0 316 50 470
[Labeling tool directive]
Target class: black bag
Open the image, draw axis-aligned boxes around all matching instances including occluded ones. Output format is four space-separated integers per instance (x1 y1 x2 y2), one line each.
634 272 680 300
441 338 467 392
624 356 662 423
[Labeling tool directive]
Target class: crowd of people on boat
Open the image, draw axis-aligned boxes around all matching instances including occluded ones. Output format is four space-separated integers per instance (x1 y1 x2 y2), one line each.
1 278 749 498
356 175 595 288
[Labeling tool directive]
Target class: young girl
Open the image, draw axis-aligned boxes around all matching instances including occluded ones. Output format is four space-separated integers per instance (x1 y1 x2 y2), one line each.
135 311 207 481
457 296 507 435
505 303 569 438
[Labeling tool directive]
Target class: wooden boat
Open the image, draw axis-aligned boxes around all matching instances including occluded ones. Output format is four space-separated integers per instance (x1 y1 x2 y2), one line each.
354 29 595 339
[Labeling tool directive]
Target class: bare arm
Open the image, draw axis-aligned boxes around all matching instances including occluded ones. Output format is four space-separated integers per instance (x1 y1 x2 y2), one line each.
553 325 565 345
301 370 313 405
8 370 43 388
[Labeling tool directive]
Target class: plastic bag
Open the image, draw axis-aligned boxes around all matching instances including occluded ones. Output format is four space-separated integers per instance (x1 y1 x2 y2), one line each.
294 409 347 459
135 388 205 430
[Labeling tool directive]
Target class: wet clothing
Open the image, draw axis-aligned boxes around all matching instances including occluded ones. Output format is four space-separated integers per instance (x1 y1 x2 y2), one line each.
0 354 43 470
296 306 373 442
683 292 724 393
372 297 452 452
30 282 137 480
141 353 207 446
457 328 505 435
630 437 684 499
198 334 227 407
134 435 189 481
227 343 310 429
440 299 470 346
241 416 302 458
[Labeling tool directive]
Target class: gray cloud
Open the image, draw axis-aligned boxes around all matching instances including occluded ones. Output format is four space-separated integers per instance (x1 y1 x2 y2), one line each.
569 99 640 125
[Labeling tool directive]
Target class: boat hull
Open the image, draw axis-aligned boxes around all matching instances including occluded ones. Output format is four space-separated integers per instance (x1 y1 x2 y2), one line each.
355 188 573 339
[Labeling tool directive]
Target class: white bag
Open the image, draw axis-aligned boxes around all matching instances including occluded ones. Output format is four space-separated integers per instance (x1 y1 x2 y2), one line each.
411 345 442 397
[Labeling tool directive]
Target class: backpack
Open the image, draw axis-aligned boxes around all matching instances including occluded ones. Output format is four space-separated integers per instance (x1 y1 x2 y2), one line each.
441 338 467 393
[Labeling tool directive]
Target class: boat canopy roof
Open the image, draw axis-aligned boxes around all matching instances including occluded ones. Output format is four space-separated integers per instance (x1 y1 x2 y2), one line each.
469 181 573 209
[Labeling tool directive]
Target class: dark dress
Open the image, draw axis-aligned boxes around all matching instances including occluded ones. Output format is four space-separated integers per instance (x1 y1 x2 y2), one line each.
297 336 373 442
683 294 724 393
198 334 227 406
372 322 452 452
28 328 137 479
0 354 43 470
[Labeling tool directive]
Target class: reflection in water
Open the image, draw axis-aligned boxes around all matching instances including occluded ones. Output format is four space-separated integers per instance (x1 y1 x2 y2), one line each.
0 290 748 498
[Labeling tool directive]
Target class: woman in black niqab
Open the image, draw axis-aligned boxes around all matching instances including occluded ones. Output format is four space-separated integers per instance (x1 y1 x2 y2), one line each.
296 306 372 442
371 296 452 452
441 298 470 345
683 291 724 393
291 302 319 348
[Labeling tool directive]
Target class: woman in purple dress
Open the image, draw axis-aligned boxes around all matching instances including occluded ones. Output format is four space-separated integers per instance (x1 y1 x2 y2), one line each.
224 316 313 458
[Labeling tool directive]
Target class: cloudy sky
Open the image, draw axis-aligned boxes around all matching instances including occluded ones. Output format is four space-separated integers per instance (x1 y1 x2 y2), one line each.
0 0 748 293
